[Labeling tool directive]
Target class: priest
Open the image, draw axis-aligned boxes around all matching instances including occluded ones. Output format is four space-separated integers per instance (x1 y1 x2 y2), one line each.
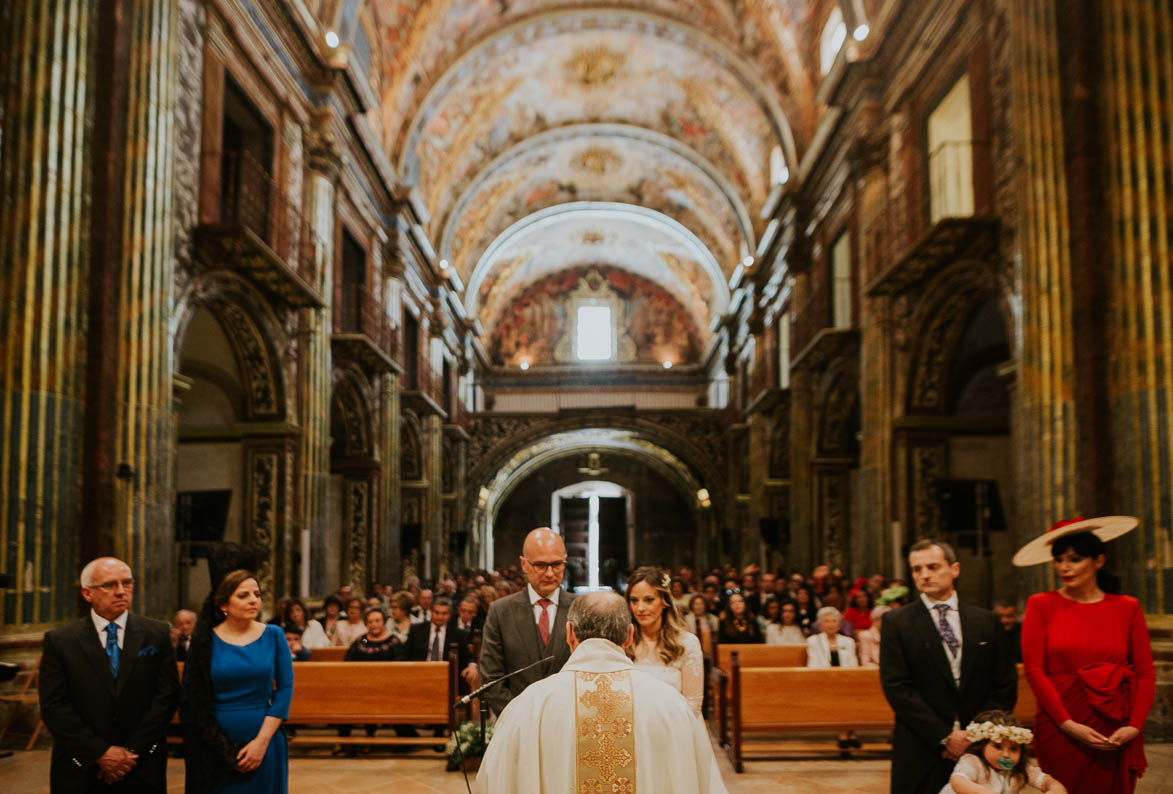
477 590 727 794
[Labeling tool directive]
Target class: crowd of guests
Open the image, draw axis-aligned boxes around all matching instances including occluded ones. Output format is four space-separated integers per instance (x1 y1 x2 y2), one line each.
146 515 1156 794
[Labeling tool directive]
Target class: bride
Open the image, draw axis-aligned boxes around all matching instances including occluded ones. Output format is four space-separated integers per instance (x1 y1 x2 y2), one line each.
626 565 705 718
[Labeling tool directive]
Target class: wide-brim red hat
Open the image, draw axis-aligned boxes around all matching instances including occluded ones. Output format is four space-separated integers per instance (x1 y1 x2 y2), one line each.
1011 515 1138 566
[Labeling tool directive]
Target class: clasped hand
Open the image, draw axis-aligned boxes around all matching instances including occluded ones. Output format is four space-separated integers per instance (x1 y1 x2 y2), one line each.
940 729 971 761
97 745 137 784
1060 720 1139 751
235 736 270 772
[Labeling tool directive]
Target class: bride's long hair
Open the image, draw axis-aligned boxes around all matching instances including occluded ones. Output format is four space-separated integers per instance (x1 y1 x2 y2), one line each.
625 566 687 665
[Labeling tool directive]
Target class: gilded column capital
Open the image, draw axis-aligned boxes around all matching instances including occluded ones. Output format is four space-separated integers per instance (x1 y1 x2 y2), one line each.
306 125 343 181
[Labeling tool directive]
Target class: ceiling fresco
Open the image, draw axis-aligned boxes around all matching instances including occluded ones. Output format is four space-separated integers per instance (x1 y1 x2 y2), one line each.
371 1 818 170
440 124 753 280
467 203 728 347
399 13 791 235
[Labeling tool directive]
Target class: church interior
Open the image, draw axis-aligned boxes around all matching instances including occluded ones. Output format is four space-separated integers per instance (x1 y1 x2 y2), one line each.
2 0 1173 786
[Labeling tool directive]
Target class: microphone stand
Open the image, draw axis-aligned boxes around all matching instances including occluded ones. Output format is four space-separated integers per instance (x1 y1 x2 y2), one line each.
454 654 554 746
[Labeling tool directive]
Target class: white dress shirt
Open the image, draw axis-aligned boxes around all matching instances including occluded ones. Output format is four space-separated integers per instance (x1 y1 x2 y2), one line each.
920 591 962 686
527 584 560 627
91 609 128 650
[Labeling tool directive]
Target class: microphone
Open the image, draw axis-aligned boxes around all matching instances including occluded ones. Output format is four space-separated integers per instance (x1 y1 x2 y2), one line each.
455 654 554 707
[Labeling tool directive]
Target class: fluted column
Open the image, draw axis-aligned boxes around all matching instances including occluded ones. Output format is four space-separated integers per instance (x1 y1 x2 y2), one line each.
300 125 339 597
112 0 179 615
1102 0 1173 614
0 0 94 628
1008 0 1078 592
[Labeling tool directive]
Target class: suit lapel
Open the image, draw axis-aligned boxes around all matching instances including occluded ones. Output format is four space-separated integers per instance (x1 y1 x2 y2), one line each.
549 593 571 657
75 617 117 693
910 601 958 691
517 593 544 660
115 615 145 695
957 604 980 692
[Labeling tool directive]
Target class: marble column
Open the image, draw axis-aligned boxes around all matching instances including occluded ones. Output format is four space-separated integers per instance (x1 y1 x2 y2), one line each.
1008 0 1078 596
0 0 94 627
1101 0 1173 613
300 125 339 597
112 0 179 616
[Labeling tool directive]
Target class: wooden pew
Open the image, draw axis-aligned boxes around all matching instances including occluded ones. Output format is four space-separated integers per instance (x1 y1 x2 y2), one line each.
710 643 807 742
172 658 457 750
303 646 348 662
720 656 1039 772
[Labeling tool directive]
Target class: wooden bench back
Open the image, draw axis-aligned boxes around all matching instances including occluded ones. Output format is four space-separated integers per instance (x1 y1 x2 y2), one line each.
289 662 450 723
732 663 1038 731
716 643 806 676
305 646 348 662
175 660 453 724
739 667 893 730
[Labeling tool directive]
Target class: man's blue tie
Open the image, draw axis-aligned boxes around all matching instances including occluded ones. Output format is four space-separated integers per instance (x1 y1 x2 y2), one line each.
105 622 120 678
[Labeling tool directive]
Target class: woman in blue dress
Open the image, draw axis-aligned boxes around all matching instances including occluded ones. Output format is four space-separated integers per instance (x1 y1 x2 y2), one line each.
183 568 294 793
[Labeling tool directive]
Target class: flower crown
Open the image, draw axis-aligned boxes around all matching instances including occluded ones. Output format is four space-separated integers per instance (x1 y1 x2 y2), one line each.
660 573 671 589
965 720 1033 745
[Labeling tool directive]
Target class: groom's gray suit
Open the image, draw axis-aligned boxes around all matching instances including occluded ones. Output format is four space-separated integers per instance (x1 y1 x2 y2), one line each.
478 587 575 716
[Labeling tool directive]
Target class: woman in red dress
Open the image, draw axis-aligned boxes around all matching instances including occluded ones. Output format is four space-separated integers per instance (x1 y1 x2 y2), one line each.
1015 517 1156 794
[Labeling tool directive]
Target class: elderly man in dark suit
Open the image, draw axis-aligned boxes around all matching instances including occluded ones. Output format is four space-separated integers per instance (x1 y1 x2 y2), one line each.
880 539 1017 794
39 557 180 793
479 527 576 717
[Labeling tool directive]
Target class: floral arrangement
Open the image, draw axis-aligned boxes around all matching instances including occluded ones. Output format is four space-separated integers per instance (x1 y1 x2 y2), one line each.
965 719 1033 745
447 720 494 764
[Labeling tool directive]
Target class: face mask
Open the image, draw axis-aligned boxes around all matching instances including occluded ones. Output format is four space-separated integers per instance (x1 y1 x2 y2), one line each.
996 756 1016 771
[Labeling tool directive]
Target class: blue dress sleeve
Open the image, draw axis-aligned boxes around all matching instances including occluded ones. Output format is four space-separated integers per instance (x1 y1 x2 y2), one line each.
266 623 294 720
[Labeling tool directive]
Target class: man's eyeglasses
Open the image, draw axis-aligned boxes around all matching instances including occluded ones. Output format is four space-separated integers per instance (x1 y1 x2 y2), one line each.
91 578 135 592
524 558 567 574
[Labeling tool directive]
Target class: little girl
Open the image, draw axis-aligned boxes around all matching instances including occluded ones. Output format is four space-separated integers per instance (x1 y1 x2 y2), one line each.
940 710 1067 794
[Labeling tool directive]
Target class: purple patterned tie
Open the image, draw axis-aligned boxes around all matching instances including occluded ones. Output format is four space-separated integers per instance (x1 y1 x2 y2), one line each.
934 603 960 657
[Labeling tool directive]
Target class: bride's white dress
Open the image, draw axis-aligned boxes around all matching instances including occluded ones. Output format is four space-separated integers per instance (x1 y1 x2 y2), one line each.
631 630 705 717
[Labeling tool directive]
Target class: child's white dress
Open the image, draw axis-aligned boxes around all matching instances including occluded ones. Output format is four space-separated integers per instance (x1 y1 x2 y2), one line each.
938 754 1052 793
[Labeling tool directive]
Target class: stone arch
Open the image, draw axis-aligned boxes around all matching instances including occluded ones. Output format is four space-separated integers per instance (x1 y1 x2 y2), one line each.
174 273 291 422
330 366 375 461
905 260 1005 416
400 409 423 482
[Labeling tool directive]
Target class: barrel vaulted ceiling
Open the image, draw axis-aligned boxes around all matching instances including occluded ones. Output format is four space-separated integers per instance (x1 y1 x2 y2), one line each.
351 0 850 363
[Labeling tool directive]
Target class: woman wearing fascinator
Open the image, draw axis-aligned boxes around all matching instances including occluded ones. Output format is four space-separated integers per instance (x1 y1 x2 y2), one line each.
625 565 706 718
182 545 294 793
1014 517 1156 794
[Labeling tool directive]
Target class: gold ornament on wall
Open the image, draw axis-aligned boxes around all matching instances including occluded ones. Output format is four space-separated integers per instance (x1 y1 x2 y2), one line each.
564 45 626 88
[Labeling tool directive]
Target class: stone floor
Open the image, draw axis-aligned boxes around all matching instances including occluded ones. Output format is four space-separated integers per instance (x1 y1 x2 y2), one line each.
1 738 1170 793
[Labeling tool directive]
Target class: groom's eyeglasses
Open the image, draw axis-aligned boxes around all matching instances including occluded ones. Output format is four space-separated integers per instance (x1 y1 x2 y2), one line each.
524 559 567 573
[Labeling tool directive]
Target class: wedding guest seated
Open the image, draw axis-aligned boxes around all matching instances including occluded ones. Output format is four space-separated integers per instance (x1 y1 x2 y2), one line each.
318 595 343 645
807 606 860 750
284 598 330 649
338 607 406 755
856 604 890 667
386 591 414 643
283 623 312 661
756 596 781 634
793 585 819 634
717 592 764 644
684 594 718 656
332 597 367 647
766 600 807 645
843 588 874 637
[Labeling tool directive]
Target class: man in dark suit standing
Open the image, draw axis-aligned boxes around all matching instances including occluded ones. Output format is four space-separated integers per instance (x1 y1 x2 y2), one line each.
880 539 1017 794
479 527 576 717
40 557 180 793
406 597 476 681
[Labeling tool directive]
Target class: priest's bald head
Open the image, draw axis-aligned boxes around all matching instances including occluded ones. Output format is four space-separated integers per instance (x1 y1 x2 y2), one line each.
565 590 634 651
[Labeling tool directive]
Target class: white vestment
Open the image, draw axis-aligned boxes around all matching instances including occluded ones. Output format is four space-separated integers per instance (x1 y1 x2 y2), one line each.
477 638 728 794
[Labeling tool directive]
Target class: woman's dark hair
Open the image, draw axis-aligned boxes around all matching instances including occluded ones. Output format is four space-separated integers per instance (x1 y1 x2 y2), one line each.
212 569 257 616
1050 531 1106 559
779 599 798 624
283 598 307 626
1051 532 1121 593
282 622 303 636
323 595 342 611
961 709 1033 786
345 597 364 615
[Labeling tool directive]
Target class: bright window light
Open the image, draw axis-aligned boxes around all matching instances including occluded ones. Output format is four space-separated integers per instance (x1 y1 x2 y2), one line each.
820 7 847 75
576 305 612 360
